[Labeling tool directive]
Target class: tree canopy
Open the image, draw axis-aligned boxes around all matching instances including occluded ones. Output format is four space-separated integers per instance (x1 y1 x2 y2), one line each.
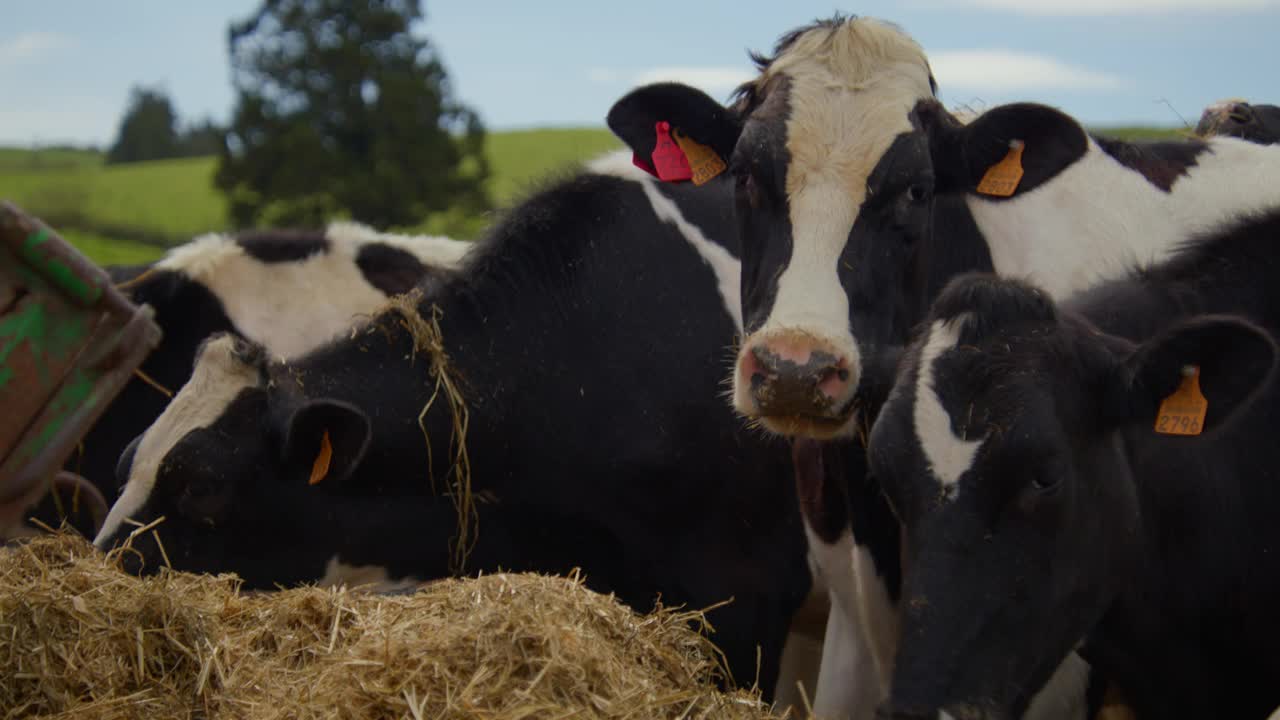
107 88 180 165
106 87 227 165
215 0 489 229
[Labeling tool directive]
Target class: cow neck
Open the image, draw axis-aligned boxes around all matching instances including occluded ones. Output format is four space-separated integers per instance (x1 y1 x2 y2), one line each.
1068 212 1280 715
965 137 1280 302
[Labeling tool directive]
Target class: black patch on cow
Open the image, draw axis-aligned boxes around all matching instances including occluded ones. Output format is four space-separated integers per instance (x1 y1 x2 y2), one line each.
929 272 1058 339
848 447 902 602
356 242 434 296
236 229 329 263
1094 135 1208 192
918 100 1089 201
606 83 743 164
650 179 739 257
734 81 794 335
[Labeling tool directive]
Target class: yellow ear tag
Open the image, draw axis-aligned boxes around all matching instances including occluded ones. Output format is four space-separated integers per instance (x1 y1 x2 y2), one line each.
1154 365 1208 436
309 431 333 485
976 140 1025 197
672 129 727 186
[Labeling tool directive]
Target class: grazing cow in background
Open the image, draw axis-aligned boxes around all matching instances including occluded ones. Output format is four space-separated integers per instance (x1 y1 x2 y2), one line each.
871 211 1280 719
95 152 813 701
1196 99 1280 145
19 222 470 540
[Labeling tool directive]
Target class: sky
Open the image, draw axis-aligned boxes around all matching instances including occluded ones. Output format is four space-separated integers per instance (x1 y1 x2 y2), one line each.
2 0 1278 147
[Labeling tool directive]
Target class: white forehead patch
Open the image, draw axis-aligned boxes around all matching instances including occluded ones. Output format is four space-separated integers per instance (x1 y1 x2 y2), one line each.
912 315 983 495
94 335 260 547
754 18 935 381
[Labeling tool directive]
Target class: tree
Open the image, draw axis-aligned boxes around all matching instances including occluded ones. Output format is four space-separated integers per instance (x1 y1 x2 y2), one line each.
215 0 489 229
106 87 180 165
179 119 227 158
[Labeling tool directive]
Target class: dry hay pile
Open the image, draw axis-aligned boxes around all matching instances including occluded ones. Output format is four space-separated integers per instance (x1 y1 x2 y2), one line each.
0 534 782 720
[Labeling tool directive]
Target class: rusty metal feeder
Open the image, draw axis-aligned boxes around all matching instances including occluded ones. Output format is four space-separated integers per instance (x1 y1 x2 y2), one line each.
0 201 162 535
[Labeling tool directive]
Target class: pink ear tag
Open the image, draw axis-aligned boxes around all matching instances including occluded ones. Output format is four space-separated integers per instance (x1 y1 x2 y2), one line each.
651 121 692 182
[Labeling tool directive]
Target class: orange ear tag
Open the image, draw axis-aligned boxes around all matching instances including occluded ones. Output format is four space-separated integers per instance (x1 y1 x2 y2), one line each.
309 431 333 484
1154 365 1208 436
672 129 727 186
976 140 1025 197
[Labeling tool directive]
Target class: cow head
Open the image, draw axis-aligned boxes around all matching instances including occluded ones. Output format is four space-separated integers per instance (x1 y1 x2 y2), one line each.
867 274 1275 718
1196 99 1280 145
608 15 937 439
94 333 415 588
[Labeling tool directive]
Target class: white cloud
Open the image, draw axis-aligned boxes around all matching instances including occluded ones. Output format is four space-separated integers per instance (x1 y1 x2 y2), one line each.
945 0 1277 14
0 32 72 68
930 50 1125 92
587 65 754 99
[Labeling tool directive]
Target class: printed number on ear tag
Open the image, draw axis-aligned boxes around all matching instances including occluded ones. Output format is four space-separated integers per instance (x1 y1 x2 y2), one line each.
672 129 727 186
309 430 333 484
976 140 1025 197
1154 366 1207 436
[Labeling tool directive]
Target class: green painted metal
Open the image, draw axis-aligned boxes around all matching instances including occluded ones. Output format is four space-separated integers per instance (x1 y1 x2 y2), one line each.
20 228 104 306
0 200 162 532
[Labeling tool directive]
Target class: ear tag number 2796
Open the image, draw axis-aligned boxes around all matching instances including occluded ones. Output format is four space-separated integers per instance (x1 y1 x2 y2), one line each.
1154 366 1207 437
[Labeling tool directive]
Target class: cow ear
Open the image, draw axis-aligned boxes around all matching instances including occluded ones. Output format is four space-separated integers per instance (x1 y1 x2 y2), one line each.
1105 316 1276 435
923 102 1088 198
283 399 372 486
607 82 741 181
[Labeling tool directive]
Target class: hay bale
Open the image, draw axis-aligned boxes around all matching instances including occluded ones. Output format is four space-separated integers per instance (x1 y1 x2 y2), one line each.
0 534 784 720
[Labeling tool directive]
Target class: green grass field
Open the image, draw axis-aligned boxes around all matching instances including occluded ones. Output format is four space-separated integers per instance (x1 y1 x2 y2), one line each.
0 123 1180 266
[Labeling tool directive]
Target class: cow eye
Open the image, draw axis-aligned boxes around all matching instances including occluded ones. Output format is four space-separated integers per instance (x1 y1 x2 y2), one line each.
906 183 930 203
1030 471 1061 492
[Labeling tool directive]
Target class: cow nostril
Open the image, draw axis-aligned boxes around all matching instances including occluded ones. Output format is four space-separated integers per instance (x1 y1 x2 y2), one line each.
750 371 768 390
816 364 853 401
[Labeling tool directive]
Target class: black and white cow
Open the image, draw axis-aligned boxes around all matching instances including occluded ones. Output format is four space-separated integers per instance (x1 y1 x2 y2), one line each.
612 16 1280 719
608 17 940 717
1196 99 1280 145
94 152 813 700
870 209 1280 719
21 222 470 540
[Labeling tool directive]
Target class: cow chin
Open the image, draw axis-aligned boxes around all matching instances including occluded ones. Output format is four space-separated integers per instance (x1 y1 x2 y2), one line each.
733 383 859 440
760 413 857 441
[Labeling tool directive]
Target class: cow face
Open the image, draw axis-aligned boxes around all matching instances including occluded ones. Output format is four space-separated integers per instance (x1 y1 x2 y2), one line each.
1196 100 1280 145
608 16 937 439
867 275 1276 718
95 334 377 588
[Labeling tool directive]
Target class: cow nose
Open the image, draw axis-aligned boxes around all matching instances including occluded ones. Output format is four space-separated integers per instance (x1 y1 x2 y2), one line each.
740 334 854 418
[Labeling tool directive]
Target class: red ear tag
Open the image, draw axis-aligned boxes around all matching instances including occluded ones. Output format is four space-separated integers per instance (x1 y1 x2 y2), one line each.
651 121 692 182
632 153 659 177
